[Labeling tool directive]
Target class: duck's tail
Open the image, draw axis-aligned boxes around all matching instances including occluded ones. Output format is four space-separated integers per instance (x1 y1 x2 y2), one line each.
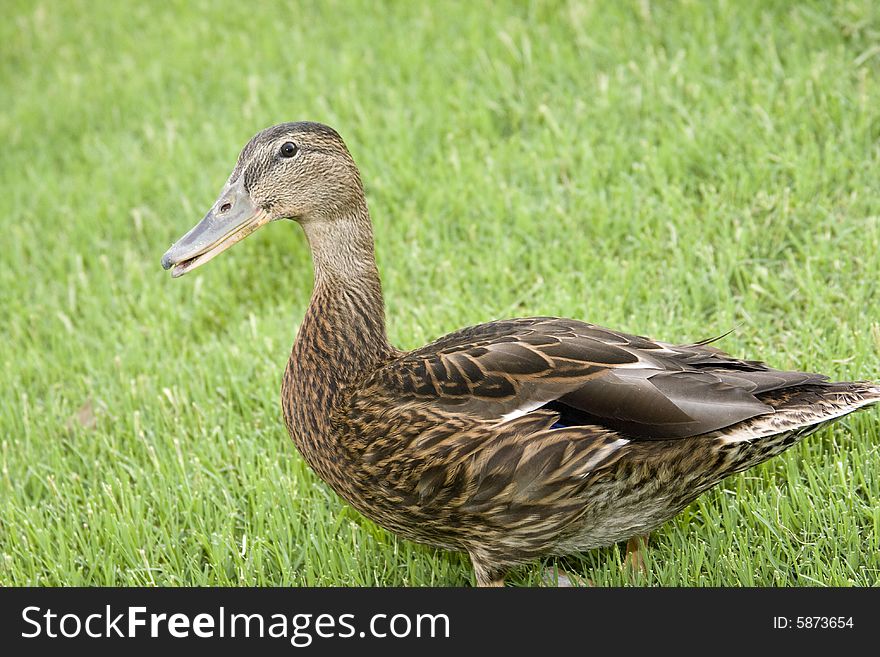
711 381 879 476
718 381 880 446
718 381 880 458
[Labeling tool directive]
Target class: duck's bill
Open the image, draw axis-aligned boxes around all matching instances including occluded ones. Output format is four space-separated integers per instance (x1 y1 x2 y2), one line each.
161 177 270 278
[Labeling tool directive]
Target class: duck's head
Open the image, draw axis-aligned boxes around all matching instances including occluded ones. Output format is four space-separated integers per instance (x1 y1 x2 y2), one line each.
161 121 362 277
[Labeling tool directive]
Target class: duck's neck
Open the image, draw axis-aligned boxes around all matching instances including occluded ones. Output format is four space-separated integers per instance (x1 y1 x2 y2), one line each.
282 201 394 470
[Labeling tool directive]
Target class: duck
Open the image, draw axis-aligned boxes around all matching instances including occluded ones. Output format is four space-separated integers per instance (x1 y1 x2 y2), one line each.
161 121 880 586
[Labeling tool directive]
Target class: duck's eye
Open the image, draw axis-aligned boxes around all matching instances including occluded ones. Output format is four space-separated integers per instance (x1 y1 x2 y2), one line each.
279 142 298 158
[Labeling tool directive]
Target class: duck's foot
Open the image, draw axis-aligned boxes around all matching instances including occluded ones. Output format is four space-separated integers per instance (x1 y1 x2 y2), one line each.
625 533 650 576
476 577 505 587
541 567 592 587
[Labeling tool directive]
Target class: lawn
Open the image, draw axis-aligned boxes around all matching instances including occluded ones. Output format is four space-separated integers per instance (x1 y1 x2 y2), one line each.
1 0 879 586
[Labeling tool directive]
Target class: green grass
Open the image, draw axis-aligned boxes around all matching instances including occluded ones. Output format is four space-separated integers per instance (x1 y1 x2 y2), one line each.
2 0 879 586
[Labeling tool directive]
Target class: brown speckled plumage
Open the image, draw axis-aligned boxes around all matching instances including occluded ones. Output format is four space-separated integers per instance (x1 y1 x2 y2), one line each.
163 122 880 586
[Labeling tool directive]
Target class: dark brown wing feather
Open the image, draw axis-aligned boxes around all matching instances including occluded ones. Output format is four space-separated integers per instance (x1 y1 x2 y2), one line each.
372 317 826 441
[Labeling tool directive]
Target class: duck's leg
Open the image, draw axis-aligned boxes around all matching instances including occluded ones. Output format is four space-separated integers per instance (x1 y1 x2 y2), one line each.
469 553 506 587
541 566 591 587
625 533 650 575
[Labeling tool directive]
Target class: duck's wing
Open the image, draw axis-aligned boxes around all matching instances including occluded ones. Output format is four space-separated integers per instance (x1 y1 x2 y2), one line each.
370 317 826 440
